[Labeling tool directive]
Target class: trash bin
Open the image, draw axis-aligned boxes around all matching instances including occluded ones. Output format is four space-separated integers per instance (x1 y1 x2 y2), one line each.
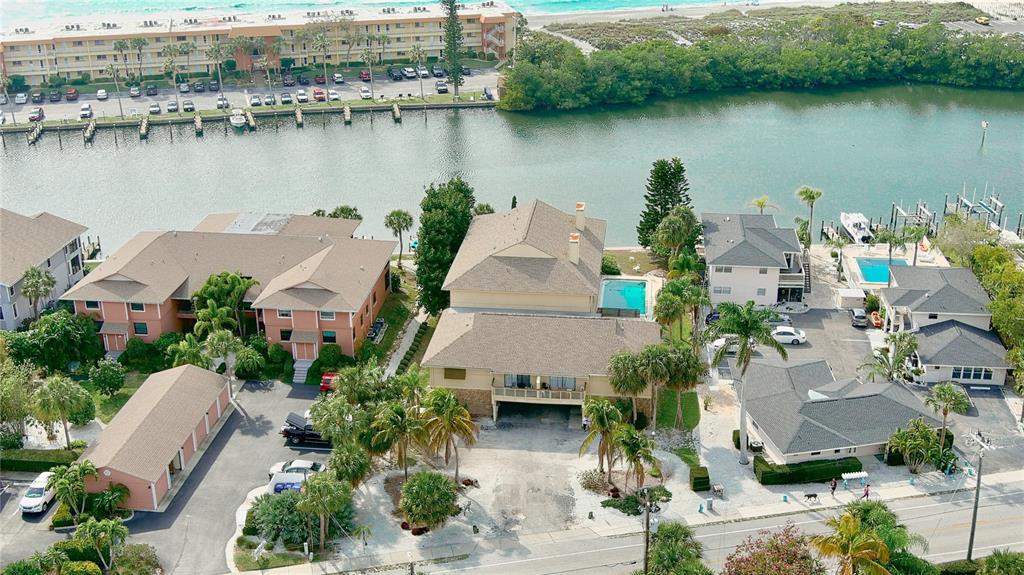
706 498 714 512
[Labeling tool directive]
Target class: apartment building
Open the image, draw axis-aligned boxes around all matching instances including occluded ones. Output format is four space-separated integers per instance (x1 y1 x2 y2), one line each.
0 208 87 330
700 213 805 306
61 213 395 366
422 200 661 419
0 2 519 86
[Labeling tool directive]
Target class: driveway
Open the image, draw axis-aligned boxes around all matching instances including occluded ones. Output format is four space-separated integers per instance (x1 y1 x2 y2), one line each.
127 380 324 575
787 309 874 378
925 386 1024 474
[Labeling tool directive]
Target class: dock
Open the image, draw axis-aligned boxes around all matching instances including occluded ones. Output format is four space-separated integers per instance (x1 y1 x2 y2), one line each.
194 114 203 136
83 120 97 143
392 104 401 123
295 108 303 127
343 106 352 125
245 109 256 130
27 122 44 145
139 116 150 139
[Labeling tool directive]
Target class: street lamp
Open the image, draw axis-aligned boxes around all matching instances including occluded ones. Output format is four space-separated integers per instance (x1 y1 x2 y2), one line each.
637 486 662 575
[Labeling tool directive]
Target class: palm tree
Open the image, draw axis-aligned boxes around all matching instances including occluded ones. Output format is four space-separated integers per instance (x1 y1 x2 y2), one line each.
654 291 686 341
229 36 256 81
0 73 15 124
311 31 331 82
373 401 427 479
30 547 68 575
74 518 129 572
410 44 427 101
47 461 98 518
166 333 210 369
194 299 237 337
296 472 350 553
749 195 778 214
351 524 372 550
706 301 788 465
887 417 935 473
903 225 928 266
678 283 710 354
423 388 477 484
636 344 671 430
103 64 125 118
579 398 623 482
666 252 704 283
262 36 285 82
811 512 891 575
129 37 149 78
177 41 196 82
91 484 129 518
21 266 56 319
860 331 917 383
608 351 646 423
33 375 91 450
384 210 414 268
924 382 970 460
113 39 131 78
656 207 697 261
397 366 429 409
205 329 242 380
796 186 823 247
360 47 376 100
665 344 707 430
234 346 265 381
205 43 230 95
613 423 659 492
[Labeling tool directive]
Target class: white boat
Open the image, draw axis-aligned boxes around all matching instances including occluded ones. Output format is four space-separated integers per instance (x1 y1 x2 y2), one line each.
229 108 246 128
840 212 873 244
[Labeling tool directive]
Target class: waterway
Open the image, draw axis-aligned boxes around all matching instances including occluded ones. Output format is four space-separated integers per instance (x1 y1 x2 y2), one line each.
1 84 1021 251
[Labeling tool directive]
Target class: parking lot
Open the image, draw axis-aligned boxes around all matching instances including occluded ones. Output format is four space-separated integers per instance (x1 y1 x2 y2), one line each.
0 67 500 124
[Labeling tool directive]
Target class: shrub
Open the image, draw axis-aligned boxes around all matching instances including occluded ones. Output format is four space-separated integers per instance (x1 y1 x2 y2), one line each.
886 430 954 466
2 561 43 575
939 560 979 575
0 432 24 450
0 448 81 472
318 344 346 369
62 562 102 575
689 466 711 491
7 74 28 92
633 411 648 431
601 255 622 275
400 471 458 528
753 455 862 485
865 293 881 313
890 551 939 575
50 501 76 528
358 341 383 362
577 469 606 493
601 494 642 515
68 393 97 425
236 535 259 549
266 343 292 378
390 270 403 293
247 334 269 358
70 439 88 450
252 491 308 545
242 506 259 536
89 358 126 397
732 429 740 450
52 538 103 564
110 544 162 575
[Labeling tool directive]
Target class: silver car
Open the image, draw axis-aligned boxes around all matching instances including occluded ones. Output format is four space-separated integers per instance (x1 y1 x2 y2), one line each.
850 308 869 327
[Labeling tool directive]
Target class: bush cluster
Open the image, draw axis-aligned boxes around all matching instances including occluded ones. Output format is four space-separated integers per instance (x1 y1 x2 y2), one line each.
601 255 622 275
118 333 183 373
0 432 24 450
753 455 862 485
689 466 711 491
0 448 81 472
938 560 979 575
265 343 295 381
886 430 953 466
397 322 431 374
600 485 673 515
577 469 607 493
62 562 102 575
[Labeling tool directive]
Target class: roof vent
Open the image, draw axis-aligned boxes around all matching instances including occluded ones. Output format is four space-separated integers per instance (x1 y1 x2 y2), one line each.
568 232 580 265
724 216 731 221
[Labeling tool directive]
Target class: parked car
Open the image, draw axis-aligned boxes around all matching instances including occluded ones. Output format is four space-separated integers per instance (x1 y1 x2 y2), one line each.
0 93 7 104
148 102 161 114
387 68 403 81
975 16 991 25
216 95 230 109
167 100 179 112
282 74 296 87
179 83 190 93
192 81 206 92
65 88 79 101
96 89 109 100
431 64 446 77
182 100 195 112
145 84 158 96
767 313 792 327
417 65 430 78
312 87 326 102
249 94 262 107
483 86 494 101
280 413 330 446
268 460 324 480
402 67 417 79
19 472 55 514
320 372 339 393
267 471 309 494
359 86 372 100
28 107 44 121
280 92 293 104
849 308 869 328
31 92 44 103
359 69 371 82
129 86 141 98
772 326 806 345
705 310 720 324
314 74 326 85
15 93 29 104
48 90 62 102
296 89 309 103
710 337 739 356
461 65 471 76
332 73 345 84
264 94 276 105
208 80 220 91
327 89 340 101
435 80 449 94
79 103 93 119
297 74 310 86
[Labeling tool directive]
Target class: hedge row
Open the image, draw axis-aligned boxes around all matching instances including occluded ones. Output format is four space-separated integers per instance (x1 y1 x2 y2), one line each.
396 321 431 375
689 466 710 492
753 455 862 485
0 448 81 472
938 560 979 575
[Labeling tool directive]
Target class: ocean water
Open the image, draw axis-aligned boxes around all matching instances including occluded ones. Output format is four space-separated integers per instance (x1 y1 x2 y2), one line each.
2 0 702 21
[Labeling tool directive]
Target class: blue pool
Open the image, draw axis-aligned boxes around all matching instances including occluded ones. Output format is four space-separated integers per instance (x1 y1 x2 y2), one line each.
856 257 908 283
601 279 647 314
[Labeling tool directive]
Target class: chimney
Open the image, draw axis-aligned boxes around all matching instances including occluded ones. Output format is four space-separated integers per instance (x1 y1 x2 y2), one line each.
575 202 586 232
568 232 580 265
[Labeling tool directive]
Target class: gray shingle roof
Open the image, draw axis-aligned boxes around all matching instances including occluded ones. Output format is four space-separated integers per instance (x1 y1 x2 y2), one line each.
915 320 1007 368
422 310 661 377
442 201 607 296
882 267 991 315
743 359 938 455
701 213 801 268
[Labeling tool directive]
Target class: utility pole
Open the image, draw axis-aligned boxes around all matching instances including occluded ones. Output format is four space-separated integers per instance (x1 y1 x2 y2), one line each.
638 486 661 575
966 451 984 561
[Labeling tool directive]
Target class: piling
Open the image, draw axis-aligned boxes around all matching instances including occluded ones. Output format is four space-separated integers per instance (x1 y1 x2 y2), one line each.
27 122 44 145
343 106 352 125
295 108 303 127
245 109 256 131
392 104 402 123
194 114 203 136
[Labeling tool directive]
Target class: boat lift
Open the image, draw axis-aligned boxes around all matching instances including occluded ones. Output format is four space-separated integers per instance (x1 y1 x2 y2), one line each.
943 183 1024 241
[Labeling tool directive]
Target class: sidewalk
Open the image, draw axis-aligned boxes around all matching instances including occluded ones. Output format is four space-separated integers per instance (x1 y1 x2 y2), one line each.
384 309 428 377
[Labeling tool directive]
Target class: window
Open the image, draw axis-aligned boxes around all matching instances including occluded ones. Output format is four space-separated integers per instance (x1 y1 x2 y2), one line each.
351 327 356 342
277 309 292 318
444 368 467 380
756 288 767 296
504 374 532 388
130 302 145 312
712 286 732 295
133 322 148 335
952 367 992 380
46 257 52 268
0 306 4 320
281 329 293 342
85 301 100 310
372 291 377 304
319 310 335 321
72 41 83 47
12 303 17 318
928 313 939 319
952 367 961 378
759 267 768 275
549 376 576 390
834 449 841 454
810 451 821 456
322 330 337 343
713 266 732 273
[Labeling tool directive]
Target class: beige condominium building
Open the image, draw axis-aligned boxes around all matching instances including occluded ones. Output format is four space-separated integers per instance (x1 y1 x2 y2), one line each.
422 200 662 420
0 1 519 86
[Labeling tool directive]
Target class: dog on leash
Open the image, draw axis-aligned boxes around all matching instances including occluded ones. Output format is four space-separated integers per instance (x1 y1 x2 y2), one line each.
803 493 819 503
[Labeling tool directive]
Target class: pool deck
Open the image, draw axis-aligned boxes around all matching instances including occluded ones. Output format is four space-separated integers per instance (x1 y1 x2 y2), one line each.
599 274 664 320
841 242 950 291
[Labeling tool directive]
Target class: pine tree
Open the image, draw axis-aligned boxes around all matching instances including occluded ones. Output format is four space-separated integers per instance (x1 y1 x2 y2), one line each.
637 158 691 248
416 177 476 315
441 0 464 97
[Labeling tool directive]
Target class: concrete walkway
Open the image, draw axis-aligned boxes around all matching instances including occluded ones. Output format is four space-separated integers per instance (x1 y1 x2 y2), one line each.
385 310 429 377
539 29 599 54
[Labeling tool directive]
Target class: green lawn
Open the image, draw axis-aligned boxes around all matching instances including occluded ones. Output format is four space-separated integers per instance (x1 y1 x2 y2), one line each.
604 249 659 275
656 389 700 431
234 550 314 571
83 371 147 424
674 447 700 468
664 317 692 347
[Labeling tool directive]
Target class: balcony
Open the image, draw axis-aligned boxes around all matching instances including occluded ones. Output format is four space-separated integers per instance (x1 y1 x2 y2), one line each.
493 387 584 404
778 253 806 286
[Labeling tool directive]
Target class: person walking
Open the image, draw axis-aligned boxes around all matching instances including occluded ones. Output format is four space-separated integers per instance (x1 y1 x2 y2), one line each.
830 477 838 497
582 416 590 431
860 484 870 500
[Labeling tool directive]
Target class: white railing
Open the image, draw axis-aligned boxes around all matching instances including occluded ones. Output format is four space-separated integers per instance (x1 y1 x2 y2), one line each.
493 387 584 401
779 272 805 285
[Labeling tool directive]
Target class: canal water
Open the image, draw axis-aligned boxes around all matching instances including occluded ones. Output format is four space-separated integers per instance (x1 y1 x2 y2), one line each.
1 84 1021 251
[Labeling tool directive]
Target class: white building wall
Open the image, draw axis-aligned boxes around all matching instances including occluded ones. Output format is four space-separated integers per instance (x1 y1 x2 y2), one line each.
917 365 1007 387
708 265 779 306
0 239 84 331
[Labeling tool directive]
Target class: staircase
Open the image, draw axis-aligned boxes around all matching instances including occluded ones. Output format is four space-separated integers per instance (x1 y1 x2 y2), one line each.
293 360 314 384
803 250 812 294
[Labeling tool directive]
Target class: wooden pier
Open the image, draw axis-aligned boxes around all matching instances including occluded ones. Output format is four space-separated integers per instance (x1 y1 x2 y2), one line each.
392 104 401 123
194 114 203 136
295 108 303 127
343 106 352 125
139 116 150 139
245 110 256 130
83 120 97 143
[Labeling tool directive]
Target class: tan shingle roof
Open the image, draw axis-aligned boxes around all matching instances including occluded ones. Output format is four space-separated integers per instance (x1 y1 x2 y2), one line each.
0 209 87 286
422 310 661 376
442 201 606 296
192 212 361 239
81 365 228 483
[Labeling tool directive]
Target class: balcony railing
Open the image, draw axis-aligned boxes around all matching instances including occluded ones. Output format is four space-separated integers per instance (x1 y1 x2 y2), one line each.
778 272 806 285
493 387 584 402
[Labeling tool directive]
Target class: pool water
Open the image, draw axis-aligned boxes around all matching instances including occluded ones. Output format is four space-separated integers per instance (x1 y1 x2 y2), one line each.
601 280 647 314
856 257 908 284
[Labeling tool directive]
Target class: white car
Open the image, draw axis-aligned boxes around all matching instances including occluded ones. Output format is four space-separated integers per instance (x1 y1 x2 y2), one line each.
249 94 262 106
328 89 340 101
710 337 740 356
359 86 372 100
268 459 324 480
20 472 55 514
402 67 417 79
79 103 93 119
332 73 345 84
296 89 309 103
417 65 429 78
14 93 28 104
96 89 108 100
772 326 807 345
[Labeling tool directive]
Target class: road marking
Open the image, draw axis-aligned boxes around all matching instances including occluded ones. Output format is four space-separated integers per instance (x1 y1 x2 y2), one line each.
838 338 870 343
924 541 1024 558
428 543 643 573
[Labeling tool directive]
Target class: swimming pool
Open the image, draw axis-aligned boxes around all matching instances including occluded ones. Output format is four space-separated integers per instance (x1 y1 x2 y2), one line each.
855 257 908 284
601 279 647 314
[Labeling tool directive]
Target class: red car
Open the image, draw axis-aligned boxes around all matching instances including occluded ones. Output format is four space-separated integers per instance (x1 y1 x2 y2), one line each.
65 88 79 101
359 69 371 82
314 74 326 85
312 87 326 102
319 372 339 393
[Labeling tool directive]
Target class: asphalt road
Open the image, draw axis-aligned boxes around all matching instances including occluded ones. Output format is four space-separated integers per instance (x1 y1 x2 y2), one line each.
0 68 500 125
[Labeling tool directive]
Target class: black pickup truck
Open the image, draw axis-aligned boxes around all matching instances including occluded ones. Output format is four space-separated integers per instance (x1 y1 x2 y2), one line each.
280 413 330 447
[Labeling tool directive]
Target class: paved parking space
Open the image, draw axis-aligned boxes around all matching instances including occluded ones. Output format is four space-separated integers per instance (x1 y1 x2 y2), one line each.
0 483 65 566
785 309 874 378
927 386 1024 474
